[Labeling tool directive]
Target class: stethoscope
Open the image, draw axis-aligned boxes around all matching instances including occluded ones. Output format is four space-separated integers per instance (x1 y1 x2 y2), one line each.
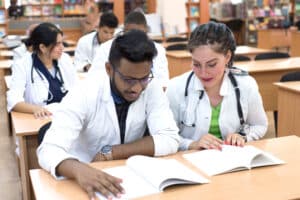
30 59 67 103
181 69 247 136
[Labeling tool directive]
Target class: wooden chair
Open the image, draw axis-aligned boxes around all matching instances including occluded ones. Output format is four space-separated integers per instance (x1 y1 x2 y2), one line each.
233 55 251 62
254 52 290 60
165 43 187 51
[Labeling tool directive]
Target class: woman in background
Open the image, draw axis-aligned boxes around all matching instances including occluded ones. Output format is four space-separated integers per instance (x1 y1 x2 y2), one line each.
166 22 268 151
7 22 77 119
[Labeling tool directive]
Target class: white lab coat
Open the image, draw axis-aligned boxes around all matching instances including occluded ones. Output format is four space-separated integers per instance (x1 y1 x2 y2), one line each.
88 38 170 88
166 70 268 151
37 72 180 178
12 44 31 72
6 52 78 113
74 31 99 71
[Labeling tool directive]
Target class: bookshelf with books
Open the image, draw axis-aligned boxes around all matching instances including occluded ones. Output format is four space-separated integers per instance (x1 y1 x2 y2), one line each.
0 0 7 37
185 0 209 34
22 0 85 17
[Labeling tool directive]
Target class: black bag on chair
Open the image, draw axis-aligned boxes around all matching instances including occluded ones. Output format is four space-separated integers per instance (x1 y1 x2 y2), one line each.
38 122 52 145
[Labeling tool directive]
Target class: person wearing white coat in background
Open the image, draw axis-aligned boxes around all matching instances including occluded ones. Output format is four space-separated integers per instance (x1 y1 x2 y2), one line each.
74 12 118 72
12 23 39 71
7 22 78 119
166 22 268 151
89 11 169 89
37 30 179 200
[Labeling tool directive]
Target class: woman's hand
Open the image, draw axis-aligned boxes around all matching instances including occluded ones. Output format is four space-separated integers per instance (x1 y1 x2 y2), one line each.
33 107 52 119
225 133 246 147
189 134 223 150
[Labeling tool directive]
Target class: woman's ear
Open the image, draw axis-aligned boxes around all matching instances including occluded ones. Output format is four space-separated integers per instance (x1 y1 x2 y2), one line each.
225 50 232 66
39 43 46 54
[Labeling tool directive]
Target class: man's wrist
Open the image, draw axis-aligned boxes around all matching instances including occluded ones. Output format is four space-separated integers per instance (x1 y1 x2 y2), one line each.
99 145 113 161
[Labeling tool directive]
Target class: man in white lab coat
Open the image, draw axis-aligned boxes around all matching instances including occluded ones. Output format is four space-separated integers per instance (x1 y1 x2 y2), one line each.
74 12 118 72
89 11 170 89
37 29 180 199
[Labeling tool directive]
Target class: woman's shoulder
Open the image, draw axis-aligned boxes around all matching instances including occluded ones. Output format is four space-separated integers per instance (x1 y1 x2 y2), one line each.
232 73 258 90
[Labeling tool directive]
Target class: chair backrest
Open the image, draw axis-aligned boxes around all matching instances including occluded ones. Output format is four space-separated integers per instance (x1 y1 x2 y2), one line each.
254 52 290 60
226 19 243 32
280 71 300 82
165 37 187 42
295 21 300 30
233 55 251 62
166 43 187 51
38 122 52 145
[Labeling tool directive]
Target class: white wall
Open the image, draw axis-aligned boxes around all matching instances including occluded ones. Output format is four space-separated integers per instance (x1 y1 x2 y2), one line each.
156 0 187 36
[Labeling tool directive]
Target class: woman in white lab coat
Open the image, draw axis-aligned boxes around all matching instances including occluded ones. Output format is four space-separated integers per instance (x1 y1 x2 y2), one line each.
166 22 268 151
7 22 77 118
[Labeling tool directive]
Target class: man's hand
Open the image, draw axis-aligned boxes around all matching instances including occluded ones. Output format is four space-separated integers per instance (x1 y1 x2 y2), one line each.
189 133 223 150
57 160 124 199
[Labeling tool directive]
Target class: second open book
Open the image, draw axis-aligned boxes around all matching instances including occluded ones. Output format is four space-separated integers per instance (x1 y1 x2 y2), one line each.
183 144 285 176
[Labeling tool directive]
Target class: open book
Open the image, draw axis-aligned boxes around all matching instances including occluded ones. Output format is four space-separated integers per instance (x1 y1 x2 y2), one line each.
96 155 209 200
183 145 285 176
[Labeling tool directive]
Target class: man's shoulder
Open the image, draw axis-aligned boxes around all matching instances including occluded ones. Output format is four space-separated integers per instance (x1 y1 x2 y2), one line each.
78 31 97 43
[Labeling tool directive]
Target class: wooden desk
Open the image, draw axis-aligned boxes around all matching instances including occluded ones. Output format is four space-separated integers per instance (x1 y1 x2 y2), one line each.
257 29 291 50
64 39 77 47
235 45 271 60
275 81 300 137
0 43 9 49
290 31 300 57
11 111 50 200
0 59 12 76
0 50 13 59
30 135 300 200
235 57 300 111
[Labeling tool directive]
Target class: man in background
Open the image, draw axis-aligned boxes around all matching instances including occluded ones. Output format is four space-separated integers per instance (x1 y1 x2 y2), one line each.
89 11 170 89
74 12 118 72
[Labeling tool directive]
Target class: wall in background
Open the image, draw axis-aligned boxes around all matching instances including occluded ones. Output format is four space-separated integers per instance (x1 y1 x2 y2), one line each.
156 0 187 35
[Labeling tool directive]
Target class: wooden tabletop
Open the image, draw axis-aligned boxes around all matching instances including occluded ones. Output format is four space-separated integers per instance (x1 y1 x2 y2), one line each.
235 45 270 55
11 111 50 137
166 45 271 58
235 57 300 72
0 59 12 69
30 135 300 200
274 81 300 93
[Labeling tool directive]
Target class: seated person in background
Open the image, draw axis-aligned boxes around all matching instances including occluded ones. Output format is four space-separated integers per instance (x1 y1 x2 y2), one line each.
74 12 118 72
6 22 78 119
12 23 39 70
81 0 100 35
8 0 23 18
37 29 179 199
166 22 268 151
89 11 170 90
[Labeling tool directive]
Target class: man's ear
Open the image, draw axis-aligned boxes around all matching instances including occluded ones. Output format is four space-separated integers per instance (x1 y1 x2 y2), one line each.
105 62 112 77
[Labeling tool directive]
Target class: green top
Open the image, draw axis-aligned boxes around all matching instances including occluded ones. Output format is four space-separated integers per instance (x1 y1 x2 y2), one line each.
208 103 222 139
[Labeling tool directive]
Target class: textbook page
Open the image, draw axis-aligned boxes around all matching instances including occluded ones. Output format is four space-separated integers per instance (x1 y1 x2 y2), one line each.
96 155 210 200
126 156 209 190
183 145 284 176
